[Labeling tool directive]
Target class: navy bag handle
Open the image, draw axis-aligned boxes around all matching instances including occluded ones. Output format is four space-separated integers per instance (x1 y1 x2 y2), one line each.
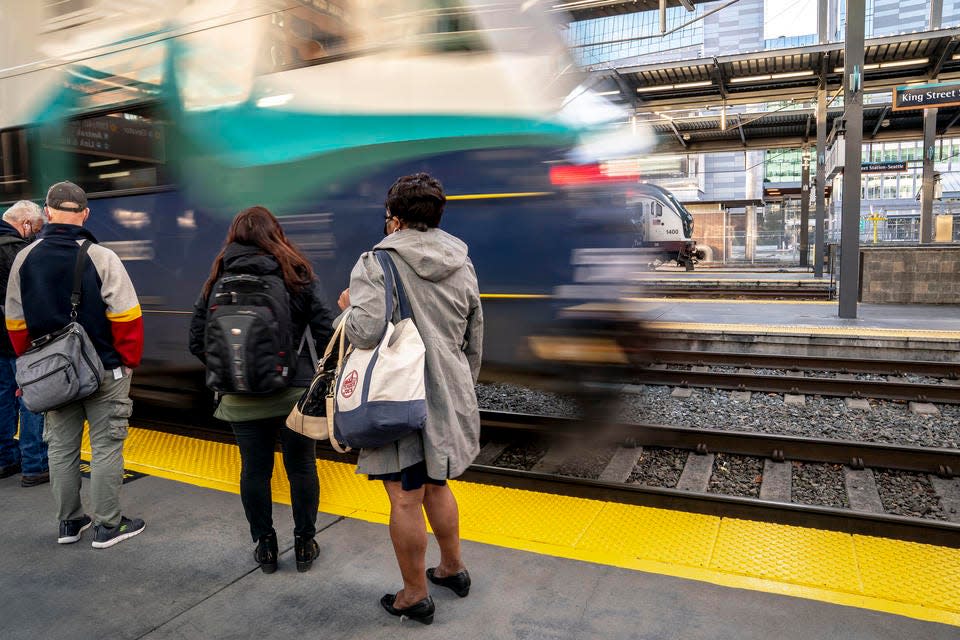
375 251 413 323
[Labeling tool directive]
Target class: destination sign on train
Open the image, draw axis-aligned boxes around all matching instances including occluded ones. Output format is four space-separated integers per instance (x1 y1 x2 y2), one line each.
893 81 960 110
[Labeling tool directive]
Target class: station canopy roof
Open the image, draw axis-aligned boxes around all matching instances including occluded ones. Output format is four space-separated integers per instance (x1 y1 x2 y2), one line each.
586 27 960 152
551 0 712 21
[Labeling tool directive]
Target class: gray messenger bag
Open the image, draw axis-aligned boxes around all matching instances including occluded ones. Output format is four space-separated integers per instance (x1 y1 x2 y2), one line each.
15 240 105 412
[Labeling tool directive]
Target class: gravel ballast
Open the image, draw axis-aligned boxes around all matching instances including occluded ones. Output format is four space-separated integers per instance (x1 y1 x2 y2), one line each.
475 381 955 518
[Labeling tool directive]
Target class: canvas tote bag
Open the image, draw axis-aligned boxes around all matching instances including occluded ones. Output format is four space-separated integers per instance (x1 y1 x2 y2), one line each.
330 251 426 452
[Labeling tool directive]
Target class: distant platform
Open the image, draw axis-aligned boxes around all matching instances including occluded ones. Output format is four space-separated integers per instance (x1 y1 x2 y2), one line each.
641 300 960 360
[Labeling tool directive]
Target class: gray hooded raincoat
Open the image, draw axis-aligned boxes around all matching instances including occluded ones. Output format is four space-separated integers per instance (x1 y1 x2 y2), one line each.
343 228 483 480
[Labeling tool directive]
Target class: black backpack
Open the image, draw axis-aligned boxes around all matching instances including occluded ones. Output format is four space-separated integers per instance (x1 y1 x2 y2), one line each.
204 273 296 394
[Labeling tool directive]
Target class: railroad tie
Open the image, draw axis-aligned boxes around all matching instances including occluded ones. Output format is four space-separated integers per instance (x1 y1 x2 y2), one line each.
843 467 885 513
598 446 644 483
909 402 940 416
676 452 715 493
759 459 792 502
929 476 960 524
531 442 576 474
474 441 511 466
784 394 805 406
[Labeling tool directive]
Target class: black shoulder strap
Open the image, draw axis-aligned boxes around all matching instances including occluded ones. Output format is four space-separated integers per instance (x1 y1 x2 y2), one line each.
70 240 93 318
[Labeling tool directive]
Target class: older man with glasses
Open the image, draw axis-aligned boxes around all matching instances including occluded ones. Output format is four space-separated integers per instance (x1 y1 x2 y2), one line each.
0 200 48 487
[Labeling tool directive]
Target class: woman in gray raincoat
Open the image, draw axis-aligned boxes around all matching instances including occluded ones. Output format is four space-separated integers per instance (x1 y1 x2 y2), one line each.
337 173 483 625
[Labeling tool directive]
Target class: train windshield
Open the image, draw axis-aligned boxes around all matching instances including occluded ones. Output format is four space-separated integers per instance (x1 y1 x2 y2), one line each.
663 190 694 238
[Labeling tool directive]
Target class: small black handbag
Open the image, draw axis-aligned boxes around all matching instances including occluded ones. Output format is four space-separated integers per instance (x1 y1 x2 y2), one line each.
285 322 344 440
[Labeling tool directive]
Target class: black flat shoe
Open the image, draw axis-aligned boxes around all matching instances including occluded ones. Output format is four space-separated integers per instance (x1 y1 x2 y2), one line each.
380 593 435 625
427 567 471 597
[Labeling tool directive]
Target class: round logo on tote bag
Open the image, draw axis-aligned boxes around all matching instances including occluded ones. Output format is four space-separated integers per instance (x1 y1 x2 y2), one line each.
341 370 359 398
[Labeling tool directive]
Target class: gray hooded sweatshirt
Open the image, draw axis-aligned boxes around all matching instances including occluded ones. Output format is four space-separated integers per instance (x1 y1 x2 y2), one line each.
343 228 483 479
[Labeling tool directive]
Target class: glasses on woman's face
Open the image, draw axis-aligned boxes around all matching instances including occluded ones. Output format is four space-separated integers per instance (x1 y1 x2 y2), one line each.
384 214 395 236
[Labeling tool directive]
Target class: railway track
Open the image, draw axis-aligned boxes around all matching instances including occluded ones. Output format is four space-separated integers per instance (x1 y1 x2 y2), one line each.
129 401 960 548
636 284 834 299
632 350 960 404
471 410 960 548
645 349 960 378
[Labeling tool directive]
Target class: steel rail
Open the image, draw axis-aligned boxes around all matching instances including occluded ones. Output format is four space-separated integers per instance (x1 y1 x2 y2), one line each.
478 410 960 476
630 369 960 403
644 349 960 378
131 406 960 547
636 286 833 299
475 410 960 547
459 465 960 548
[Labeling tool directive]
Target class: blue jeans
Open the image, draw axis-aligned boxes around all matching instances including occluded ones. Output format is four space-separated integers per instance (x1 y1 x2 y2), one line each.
0 356 47 474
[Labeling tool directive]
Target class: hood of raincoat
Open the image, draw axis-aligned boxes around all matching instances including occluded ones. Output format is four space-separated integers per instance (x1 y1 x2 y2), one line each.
373 228 468 282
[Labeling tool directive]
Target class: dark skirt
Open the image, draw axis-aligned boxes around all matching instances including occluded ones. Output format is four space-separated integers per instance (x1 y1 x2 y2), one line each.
368 460 446 492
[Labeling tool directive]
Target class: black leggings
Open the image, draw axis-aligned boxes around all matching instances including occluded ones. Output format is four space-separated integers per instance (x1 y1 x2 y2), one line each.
231 418 319 542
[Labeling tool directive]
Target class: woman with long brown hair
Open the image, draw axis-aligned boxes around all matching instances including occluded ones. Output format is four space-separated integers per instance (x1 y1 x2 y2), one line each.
189 206 334 573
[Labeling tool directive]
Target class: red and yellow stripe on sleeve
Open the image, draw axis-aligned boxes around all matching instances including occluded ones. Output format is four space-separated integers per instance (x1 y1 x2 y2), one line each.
107 304 143 368
5 317 29 356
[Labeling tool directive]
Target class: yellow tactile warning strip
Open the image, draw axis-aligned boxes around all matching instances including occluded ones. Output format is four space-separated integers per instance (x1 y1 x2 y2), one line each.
646 321 960 341
81 427 960 627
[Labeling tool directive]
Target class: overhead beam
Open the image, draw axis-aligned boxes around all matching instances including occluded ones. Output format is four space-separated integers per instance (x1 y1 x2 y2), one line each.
941 108 960 134
929 38 957 79
667 119 688 148
679 0 695 10
735 114 747 146
803 112 813 142
870 105 889 138
712 57 729 99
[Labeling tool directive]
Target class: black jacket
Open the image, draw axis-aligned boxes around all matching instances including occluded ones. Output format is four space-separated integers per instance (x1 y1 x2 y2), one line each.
188 242 336 386
0 221 28 358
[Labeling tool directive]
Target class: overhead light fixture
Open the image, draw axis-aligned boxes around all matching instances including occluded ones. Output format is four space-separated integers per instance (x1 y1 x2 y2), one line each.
636 80 712 93
730 71 814 83
89 159 119 168
99 171 130 180
953 54 960 61
595 90 620 96
832 58 928 73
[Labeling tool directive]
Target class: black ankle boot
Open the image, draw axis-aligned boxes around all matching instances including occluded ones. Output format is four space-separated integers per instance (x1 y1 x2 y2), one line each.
294 535 319 573
254 533 278 574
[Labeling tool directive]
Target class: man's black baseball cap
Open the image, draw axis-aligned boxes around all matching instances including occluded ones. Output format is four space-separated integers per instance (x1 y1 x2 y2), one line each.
45 181 87 213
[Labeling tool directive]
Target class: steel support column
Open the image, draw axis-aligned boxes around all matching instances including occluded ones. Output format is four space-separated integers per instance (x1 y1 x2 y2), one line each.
818 0 829 44
930 0 943 30
920 110 937 244
800 147 811 268
920 0 943 245
839 0 865 318
815 86 827 278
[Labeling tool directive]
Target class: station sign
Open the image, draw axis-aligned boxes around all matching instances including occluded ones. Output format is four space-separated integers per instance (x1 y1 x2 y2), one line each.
893 81 960 111
861 161 907 173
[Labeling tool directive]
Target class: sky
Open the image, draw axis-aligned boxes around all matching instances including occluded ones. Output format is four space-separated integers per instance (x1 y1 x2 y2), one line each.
763 0 818 39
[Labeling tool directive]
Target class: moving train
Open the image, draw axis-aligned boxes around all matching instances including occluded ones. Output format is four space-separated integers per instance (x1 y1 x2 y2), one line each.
628 183 704 270
0 1 653 400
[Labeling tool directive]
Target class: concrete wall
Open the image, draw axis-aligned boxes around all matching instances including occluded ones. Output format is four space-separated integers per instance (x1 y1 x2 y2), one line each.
860 245 960 303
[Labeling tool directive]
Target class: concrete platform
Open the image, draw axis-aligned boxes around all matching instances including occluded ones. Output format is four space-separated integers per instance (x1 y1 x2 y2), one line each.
2 473 957 640
640 300 960 361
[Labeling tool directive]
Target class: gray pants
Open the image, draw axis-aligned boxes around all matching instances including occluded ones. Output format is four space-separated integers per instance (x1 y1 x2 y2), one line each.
44 372 133 528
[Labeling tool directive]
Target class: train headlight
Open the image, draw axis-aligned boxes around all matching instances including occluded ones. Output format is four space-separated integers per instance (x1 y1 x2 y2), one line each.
528 336 629 364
